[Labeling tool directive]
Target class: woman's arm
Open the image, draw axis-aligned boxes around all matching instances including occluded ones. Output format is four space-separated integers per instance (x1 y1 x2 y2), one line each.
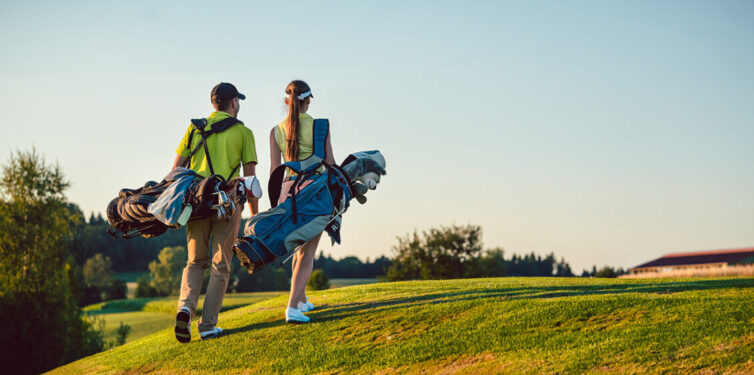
325 133 335 165
270 128 282 174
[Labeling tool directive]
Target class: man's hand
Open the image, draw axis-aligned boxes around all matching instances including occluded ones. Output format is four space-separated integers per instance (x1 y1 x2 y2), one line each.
243 162 259 216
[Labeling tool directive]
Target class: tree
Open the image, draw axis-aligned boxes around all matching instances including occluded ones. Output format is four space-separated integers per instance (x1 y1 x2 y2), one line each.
386 224 483 281
307 269 330 290
555 257 574 277
0 149 103 374
594 266 618 278
83 253 115 290
80 254 127 304
470 247 507 277
148 246 187 296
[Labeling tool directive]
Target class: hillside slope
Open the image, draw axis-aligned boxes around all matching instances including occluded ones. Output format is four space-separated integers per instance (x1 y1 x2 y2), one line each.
51 277 754 374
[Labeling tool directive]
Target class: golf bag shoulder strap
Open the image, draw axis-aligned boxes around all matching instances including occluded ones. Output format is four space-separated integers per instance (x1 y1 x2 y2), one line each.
183 116 244 180
267 118 329 207
281 118 329 172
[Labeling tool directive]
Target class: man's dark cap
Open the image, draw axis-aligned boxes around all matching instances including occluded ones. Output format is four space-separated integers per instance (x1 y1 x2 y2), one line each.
211 82 246 103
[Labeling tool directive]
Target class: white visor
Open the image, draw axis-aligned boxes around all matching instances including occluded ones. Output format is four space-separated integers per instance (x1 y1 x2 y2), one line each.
285 90 312 101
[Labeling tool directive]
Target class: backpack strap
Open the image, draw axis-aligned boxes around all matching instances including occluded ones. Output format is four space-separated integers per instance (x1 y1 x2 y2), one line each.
182 117 243 179
267 118 329 208
281 119 329 173
183 119 207 169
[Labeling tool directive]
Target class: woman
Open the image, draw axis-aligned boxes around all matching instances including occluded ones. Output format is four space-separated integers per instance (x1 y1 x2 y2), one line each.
270 80 335 323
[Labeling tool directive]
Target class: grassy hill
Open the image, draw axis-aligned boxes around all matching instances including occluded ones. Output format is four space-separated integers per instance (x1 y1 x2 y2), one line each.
51 277 753 374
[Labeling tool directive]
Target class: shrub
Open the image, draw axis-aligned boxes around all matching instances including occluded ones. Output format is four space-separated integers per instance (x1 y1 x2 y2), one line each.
307 269 330 291
135 275 158 298
148 246 187 296
115 322 131 346
595 266 618 278
108 279 128 300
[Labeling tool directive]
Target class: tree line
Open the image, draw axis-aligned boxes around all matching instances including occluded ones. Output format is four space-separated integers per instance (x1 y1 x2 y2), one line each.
73 216 395 300
384 225 579 280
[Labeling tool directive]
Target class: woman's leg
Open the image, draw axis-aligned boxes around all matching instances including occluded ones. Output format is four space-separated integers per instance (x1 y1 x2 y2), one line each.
290 250 306 306
291 251 299 285
287 233 322 309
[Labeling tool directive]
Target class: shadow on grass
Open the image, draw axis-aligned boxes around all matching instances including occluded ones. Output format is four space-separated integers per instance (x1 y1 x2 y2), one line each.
310 278 754 323
222 319 286 336
223 278 753 337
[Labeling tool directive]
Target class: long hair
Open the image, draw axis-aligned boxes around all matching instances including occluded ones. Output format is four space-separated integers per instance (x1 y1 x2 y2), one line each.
284 80 311 161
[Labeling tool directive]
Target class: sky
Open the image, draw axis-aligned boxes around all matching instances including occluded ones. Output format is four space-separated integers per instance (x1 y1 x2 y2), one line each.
1 1 753 273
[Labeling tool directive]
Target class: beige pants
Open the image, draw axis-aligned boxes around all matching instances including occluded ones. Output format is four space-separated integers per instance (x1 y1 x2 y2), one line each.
177 208 242 332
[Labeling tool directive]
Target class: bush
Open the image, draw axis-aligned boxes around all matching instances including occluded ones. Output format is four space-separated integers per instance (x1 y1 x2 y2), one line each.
307 269 330 290
115 322 131 346
135 275 158 298
595 266 618 278
108 279 128 300
148 246 187 296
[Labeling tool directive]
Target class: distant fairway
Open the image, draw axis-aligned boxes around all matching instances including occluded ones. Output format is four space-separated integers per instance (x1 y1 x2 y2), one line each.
84 292 285 345
54 277 754 374
329 278 379 288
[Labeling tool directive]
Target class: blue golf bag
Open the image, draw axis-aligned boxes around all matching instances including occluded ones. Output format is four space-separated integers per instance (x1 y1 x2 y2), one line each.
233 119 354 273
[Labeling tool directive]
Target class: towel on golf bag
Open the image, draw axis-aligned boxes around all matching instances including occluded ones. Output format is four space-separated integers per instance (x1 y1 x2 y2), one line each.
147 167 201 226
106 169 246 239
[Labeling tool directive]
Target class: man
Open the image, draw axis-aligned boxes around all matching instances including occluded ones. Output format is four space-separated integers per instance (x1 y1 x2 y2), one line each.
172 82 258 342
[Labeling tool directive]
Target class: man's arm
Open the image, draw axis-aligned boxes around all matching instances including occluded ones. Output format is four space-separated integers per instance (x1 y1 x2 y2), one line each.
173 154 187 169
243 161 258 216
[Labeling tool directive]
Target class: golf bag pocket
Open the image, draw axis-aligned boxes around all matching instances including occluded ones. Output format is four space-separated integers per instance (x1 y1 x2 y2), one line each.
234 173 334 273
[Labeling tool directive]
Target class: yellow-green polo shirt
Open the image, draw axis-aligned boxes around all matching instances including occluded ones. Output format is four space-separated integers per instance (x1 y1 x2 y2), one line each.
275 113 316 162
176 111 257 178
275 113 326 176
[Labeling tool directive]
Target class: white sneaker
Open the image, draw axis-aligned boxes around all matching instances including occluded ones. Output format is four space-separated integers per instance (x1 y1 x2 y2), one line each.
286 307 310 323
298 297 315 312
199 326 223 340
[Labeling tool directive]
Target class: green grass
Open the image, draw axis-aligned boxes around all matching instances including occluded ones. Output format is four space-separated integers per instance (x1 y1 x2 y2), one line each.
94 312 176 344
53 277 754 374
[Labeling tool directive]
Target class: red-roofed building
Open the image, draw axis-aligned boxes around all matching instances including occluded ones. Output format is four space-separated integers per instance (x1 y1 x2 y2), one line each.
628 248 754 277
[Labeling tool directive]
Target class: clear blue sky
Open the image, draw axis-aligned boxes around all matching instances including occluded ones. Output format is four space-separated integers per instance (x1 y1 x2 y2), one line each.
1 1 753 272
